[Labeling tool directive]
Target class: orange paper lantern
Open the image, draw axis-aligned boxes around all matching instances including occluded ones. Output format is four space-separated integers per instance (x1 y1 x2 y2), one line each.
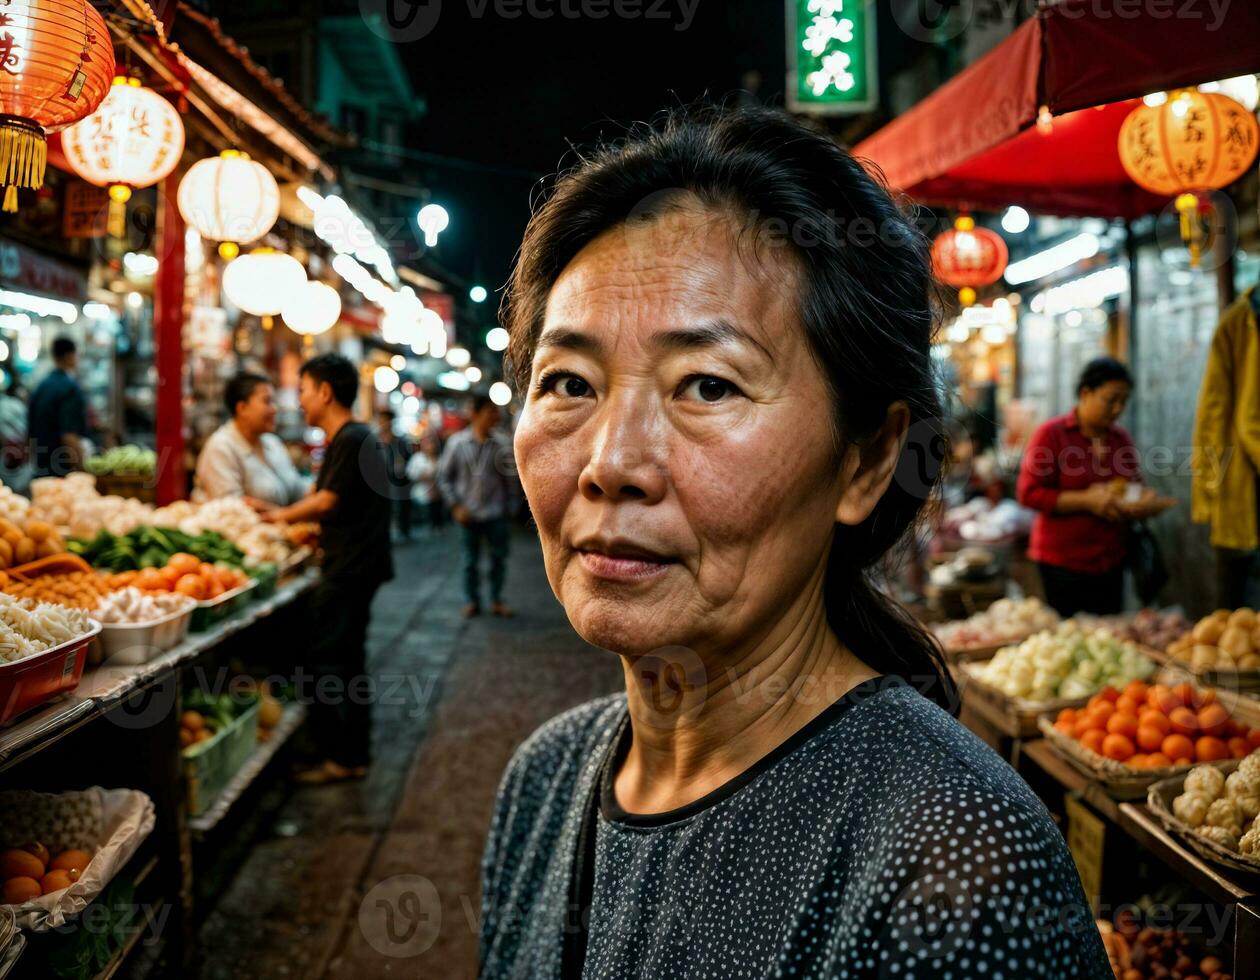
61 76 185 202
0 0 114 211
1120 91 1259 266
931 216 1008 305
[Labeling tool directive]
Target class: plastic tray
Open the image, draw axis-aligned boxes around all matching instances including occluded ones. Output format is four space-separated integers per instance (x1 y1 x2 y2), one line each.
0 621 101 726
183 698 260 817
96 598 196 666
189 578 257 633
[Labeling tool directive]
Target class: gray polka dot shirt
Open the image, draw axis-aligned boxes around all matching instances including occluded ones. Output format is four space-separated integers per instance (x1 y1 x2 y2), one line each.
480 676 1111 979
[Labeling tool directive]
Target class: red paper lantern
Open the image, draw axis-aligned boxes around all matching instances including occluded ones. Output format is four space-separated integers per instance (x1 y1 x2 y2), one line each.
0 1 114 212
931 217 1009 299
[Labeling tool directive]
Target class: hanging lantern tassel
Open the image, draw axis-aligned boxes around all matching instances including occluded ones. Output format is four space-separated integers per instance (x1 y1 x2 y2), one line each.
0 118 49 213
1175 192 1204 268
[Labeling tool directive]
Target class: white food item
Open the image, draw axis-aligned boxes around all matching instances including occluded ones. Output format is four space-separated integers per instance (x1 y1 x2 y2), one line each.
1240 825 1260 855
1239 753 1260 783
974 623 1154 701
1185 765 1227 799
0 593 92 663
93 587 194 625
1205 796 1243 829
1196 825 1240 850
1172 792 1210 828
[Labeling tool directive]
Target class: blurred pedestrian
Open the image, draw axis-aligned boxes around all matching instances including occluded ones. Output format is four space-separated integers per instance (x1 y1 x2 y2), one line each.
378 408 414 541
28 337 87 478
406 434 444 532
438 395 514 618
195 373 308 507
262 353 393 784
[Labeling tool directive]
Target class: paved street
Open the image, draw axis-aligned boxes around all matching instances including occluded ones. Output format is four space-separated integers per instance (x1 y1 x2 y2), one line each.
194 525 622 979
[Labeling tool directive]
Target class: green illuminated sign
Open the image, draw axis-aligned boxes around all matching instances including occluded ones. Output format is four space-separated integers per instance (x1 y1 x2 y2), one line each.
787 0 878 114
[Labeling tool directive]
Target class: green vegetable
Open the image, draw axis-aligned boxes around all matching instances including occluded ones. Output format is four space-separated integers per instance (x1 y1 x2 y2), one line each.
68 526 247 571
84 445 156 478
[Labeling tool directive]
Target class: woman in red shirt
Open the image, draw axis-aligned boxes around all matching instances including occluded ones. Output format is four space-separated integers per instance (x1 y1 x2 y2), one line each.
1017 358 1141 616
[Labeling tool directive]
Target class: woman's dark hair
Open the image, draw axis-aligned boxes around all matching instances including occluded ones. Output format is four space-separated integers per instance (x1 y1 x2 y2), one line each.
501 105 956 710
300 353 359 409
224 372 270 418
1077 357 1133 395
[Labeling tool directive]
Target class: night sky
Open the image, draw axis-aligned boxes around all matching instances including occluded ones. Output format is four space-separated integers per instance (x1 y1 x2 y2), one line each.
391 0 788 306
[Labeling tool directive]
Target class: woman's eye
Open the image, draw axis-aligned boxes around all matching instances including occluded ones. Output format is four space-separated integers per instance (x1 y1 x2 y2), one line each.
538 372 592 399
680 375 739 403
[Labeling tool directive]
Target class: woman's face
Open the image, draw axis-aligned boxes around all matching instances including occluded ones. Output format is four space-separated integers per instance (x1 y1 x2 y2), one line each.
1078 379 1130 431
238 383 277 435
514 205 861 659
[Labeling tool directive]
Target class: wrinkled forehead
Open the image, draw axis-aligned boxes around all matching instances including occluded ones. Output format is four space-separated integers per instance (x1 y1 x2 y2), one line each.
541 204 802 359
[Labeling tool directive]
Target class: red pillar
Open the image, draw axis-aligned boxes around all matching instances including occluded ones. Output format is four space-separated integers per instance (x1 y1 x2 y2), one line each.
154 175 186 504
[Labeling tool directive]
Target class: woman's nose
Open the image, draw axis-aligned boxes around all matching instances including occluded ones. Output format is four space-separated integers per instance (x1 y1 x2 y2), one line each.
578 398 668 504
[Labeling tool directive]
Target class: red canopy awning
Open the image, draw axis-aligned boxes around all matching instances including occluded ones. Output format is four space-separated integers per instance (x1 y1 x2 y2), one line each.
854 0 1260 218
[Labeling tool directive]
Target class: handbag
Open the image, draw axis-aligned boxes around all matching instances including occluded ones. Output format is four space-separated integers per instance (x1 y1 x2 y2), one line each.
1128 521 1169 604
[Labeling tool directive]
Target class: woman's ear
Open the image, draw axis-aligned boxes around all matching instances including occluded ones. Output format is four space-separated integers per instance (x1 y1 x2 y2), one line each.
835 401 911 526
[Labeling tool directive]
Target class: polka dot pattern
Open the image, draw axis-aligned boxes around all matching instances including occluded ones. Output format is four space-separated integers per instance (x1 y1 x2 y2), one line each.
480 682 1110 978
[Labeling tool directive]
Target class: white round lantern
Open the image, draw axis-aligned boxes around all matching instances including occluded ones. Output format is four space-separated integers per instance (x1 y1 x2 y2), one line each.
61 77 185 201
222 249 305 317
281 280 342 336
178 150 280 259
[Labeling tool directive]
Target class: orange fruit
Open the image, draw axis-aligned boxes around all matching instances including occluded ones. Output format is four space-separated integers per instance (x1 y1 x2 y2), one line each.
1196 688 1217 708
1136 724 1166 752
181 711 204 732
1072 716 1098 738
21 842 49 867
1228 736 1250 759
0 848 44 880
135 568 165 591
40 870 72 895
1124 679 1150 702
1057 708 1078 725
1128 753 1150 769
51 849 91 873
1090 702 1116 724
1249 729 1260 749
1107 712 1139 738
1226 718 1247 737
1115 694 1141 716
1195 736 1229 762
168 553 200 576
1138 710 1171 735
1080 729 1107 754
175 574 205 599
1097 686 1120 703
1054 718 1074 735
2 877 40 903
1162 733 1194 761
1171 681 1196 706
1168 707 1199 737
1148 685 1180 714
1147 752 1173 768
1102 733 1136 762
1197 703 1229 738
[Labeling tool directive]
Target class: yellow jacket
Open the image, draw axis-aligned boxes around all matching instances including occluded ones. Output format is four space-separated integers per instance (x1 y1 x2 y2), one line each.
1192 289 1260 551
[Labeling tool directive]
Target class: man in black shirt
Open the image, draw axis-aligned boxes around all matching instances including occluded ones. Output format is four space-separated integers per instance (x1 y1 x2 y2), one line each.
264 353 393 783
28 337 88 478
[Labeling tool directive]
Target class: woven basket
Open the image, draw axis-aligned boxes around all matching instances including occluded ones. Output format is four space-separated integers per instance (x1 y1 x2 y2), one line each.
1035 715 1195 799
1146 761 1260 876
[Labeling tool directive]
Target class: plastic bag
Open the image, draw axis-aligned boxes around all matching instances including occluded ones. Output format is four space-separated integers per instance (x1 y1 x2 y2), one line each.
0 787 154 931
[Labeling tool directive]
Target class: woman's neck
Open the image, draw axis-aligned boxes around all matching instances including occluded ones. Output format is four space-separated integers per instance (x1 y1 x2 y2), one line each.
232 418 262 449
614 564 878 815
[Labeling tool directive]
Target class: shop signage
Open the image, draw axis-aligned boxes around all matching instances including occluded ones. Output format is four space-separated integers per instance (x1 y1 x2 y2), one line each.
188 305 228 354
786 0 878 115
62 182 110 239
0 240 86 302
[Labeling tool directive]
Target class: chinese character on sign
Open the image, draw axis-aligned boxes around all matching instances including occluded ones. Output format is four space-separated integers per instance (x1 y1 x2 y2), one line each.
787 0 876 114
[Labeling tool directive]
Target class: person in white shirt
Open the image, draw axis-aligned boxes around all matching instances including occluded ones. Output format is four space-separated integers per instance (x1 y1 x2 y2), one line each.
194 373 308 507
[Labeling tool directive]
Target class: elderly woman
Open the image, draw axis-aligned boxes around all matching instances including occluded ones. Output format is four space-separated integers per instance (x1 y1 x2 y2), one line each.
194 373 307 507
479 108 1108 978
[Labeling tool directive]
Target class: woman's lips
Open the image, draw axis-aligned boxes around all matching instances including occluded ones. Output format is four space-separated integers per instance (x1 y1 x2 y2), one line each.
577 549 675 582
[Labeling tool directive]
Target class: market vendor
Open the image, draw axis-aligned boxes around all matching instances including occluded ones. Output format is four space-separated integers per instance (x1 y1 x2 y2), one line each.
194 373 308 507
1017 357 1150 616
480 106 1109 979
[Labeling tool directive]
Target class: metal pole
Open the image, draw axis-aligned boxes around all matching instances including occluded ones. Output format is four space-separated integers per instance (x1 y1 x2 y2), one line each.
154 175 187 504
